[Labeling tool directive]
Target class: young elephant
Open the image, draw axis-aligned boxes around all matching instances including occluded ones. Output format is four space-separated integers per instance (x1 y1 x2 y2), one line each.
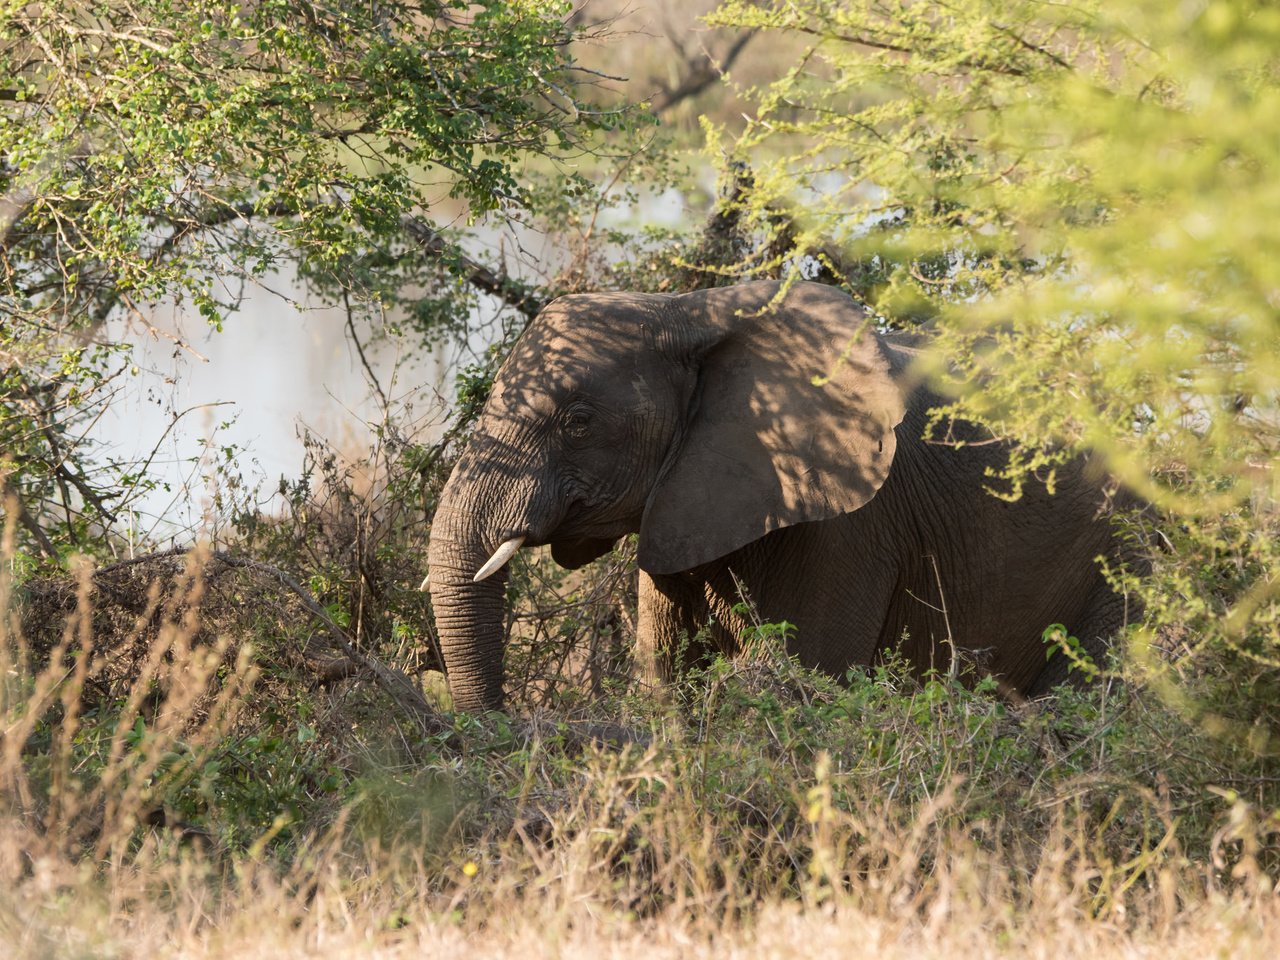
425 280 1131 711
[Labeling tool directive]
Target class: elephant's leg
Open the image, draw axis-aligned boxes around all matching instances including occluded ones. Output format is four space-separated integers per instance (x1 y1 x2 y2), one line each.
636 570 722 690
1029 576 1132 695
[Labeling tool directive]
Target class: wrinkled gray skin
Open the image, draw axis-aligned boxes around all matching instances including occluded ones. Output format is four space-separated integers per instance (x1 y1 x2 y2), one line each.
427 280 1130 712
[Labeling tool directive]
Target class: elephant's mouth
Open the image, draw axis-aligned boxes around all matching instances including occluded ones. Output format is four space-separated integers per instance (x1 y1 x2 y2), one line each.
542 496 640 564
550 536 620 569
470 520 627 582
469 535 616 580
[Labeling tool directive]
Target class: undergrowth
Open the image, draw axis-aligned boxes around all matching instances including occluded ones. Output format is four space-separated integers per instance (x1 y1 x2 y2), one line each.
2 435 1279 957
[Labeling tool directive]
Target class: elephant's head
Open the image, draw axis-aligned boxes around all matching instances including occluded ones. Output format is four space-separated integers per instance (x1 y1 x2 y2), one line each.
425 280 905 710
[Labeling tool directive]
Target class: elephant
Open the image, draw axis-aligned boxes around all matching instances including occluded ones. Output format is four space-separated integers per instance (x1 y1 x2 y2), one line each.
425 279 1132 712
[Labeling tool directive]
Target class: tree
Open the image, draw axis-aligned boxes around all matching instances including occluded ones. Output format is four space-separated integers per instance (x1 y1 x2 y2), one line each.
1 0 618 556
706 0 1280 726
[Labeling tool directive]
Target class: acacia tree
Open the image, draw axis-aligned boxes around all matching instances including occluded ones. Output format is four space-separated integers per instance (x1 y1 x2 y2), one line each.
1 0 618 556
706 0 1280 723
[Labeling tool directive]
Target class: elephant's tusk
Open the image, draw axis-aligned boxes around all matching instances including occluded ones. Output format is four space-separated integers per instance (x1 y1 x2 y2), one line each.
472 535 526 583
418 573 430 592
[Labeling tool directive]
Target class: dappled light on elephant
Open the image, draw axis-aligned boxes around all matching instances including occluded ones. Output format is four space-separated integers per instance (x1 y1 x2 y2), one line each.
424 280 1133 711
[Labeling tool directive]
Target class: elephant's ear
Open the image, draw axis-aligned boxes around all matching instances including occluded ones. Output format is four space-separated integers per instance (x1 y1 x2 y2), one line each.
638 281 906 575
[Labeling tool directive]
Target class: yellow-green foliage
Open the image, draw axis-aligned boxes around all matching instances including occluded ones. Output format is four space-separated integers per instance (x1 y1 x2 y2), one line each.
707 0 1280 727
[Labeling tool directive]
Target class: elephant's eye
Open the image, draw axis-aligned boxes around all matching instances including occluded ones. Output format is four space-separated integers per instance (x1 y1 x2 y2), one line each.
562 407 593 441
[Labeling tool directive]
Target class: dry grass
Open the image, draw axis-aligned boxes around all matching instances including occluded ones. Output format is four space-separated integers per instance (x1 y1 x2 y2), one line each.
4 879 1279 960
3 508 1280 959
3 816 1279 960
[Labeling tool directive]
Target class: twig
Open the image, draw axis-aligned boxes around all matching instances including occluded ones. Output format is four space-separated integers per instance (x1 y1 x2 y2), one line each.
1 486 58 558
343 290 389 410
924 553 958 680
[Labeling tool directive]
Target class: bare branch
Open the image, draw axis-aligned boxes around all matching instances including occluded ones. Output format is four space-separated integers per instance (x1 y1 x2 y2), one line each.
400 214 545 320
652 30 758 115
1 486 59 558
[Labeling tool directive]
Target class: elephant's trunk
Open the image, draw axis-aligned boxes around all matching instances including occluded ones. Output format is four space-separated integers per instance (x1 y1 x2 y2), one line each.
428 562 508 711
426 473 516 712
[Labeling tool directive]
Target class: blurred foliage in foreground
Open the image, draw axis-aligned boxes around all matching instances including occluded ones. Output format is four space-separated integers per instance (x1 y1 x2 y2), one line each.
705 0 1280 740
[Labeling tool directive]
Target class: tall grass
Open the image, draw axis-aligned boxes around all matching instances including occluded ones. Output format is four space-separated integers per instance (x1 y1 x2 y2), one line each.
2 496 1279 957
